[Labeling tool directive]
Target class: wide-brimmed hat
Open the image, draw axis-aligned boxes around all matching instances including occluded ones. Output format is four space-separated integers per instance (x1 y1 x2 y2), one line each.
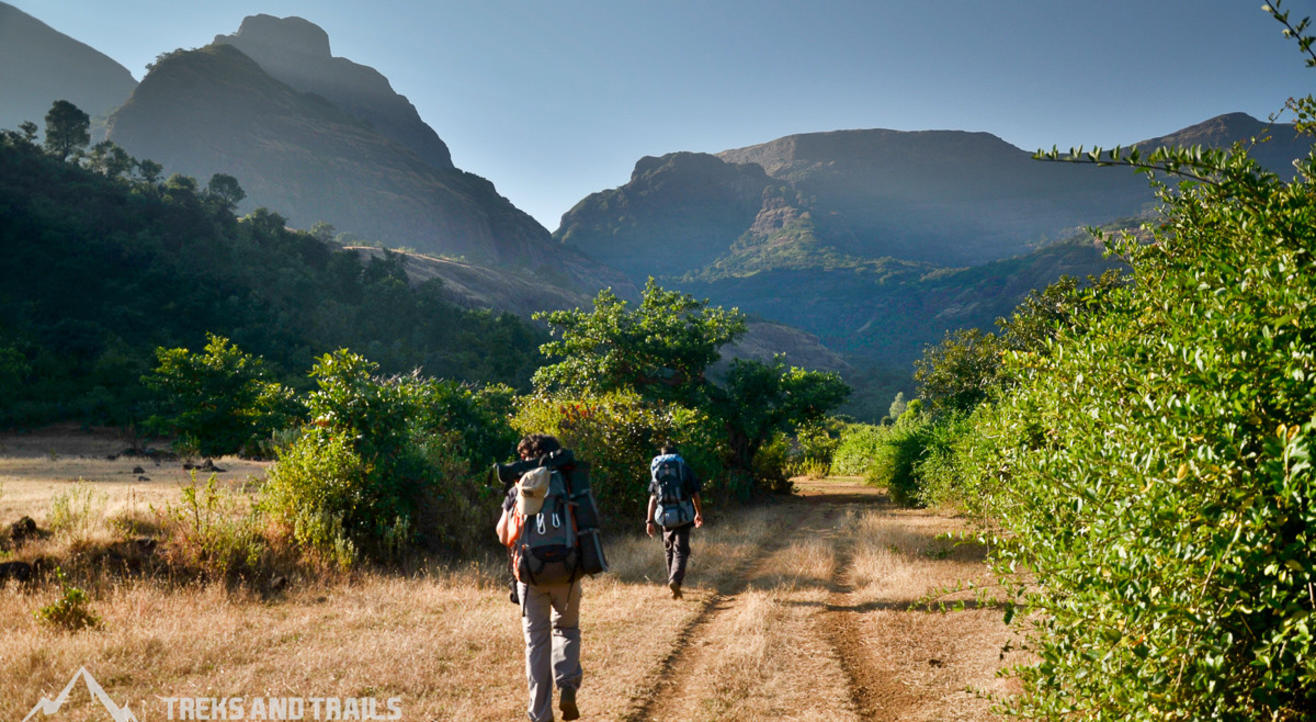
516 466 551 516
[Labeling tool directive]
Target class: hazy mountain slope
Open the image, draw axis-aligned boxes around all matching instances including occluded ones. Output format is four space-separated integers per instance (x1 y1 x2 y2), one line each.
105 44 628 297
0 1 137 132
1134 112 1306 179
555 152 779 279
213 14 452 170
346 246 848 376
715 128 1153 266
679 233 1119 368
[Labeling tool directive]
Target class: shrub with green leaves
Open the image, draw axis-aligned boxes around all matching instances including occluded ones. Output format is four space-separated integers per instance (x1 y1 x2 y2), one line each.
830 422 889 477
860 410 932 506
512 390 723 520
164 473 270 581
143 333 303 457
264 350 512 566
34 569 101 632
943 78 1316 717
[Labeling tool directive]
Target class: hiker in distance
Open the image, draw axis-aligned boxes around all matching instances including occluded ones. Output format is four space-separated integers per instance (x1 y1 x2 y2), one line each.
646 442 704 599
496 434 584 722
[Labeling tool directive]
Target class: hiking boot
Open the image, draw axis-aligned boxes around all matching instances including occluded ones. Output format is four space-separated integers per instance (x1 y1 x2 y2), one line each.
559 686 579 721
668 580 683 599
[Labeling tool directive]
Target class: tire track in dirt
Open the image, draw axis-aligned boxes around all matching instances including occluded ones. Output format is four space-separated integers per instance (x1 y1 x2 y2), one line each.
618 502 830 722
817 496 919 721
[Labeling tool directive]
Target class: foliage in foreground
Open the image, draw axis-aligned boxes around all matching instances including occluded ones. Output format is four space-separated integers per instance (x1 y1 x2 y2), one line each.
263 351 515 566
913 82 1316 722
34 569 101 632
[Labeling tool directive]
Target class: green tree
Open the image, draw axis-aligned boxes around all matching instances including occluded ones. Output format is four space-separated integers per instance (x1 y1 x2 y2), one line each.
534 281 848 487
206 173 245 211
135 158 163 185
310 221 337 244
887 391 907 421
913 327 1002 414
242 207 288 238
533 278 747 403
143 334 301 456
42 100 89 161
85 140 134 179
18 121 37 144
712 356 849 484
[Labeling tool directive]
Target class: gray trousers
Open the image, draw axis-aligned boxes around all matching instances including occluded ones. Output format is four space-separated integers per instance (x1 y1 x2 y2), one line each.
663 523 692 585
518 579 582 722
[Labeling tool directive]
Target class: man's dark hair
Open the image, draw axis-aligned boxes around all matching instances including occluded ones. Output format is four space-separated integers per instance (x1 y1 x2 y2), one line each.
517 434 561 458
660 441 677 455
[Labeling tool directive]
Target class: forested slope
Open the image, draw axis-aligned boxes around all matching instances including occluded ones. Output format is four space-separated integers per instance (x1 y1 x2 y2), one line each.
0 133 543 426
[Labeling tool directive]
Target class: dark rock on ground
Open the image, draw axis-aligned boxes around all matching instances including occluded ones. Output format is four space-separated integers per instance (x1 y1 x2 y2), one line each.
0 560 33 586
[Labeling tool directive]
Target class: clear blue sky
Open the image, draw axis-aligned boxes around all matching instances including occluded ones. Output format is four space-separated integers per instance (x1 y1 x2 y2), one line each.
12 0 1313 230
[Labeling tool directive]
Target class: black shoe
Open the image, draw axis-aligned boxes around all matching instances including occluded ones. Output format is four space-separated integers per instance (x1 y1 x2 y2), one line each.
559 687 579 721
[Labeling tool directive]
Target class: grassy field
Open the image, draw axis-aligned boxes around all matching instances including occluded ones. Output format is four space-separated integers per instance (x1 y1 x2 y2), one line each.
0 428 1021 721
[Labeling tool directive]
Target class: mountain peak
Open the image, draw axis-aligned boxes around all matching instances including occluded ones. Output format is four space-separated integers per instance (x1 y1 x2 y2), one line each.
0 0 138 132
215 14 331 59
213 14 452 169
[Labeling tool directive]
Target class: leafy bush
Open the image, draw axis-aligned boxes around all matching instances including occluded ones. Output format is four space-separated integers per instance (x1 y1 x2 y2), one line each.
941 96 1316 716
831 420 899 476
263 350 511 566
34 569 101 631
512 391 722 521
162 473 271 582
752 431 794 493
143 334 303 457
861 412 932 506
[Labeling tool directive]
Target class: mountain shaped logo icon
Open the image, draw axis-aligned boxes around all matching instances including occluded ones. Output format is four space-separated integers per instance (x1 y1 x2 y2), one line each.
22 667 139 722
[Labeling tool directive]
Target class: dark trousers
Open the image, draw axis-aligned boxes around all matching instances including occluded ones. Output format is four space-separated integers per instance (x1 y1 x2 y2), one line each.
662 523 692 585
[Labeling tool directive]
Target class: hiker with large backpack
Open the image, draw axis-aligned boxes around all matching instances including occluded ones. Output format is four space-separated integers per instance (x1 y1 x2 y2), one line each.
495 434 607 722
645 442 704 600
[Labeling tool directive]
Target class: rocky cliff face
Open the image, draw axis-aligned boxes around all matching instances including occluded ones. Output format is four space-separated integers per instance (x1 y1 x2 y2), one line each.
105 41 630 297
716 128 1155 266
0 1 137 133
555 152 778 279
213 14 453 170
555 115 1310 367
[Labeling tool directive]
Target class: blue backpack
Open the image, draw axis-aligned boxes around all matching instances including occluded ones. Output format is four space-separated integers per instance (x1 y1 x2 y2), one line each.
651 454 695 529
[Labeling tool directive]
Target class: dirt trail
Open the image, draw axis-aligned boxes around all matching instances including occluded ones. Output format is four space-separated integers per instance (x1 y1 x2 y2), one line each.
620 478 1016 722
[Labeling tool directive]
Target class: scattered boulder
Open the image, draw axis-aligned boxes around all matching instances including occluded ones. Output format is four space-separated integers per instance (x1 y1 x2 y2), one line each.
183 458 226 473
132 465 145 474
0 560 33 586
9 516 40 545
137 475 151 482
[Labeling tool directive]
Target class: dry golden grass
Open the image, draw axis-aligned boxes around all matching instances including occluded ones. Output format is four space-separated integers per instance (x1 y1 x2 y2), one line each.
0 424 267 526
1 435 1019 721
